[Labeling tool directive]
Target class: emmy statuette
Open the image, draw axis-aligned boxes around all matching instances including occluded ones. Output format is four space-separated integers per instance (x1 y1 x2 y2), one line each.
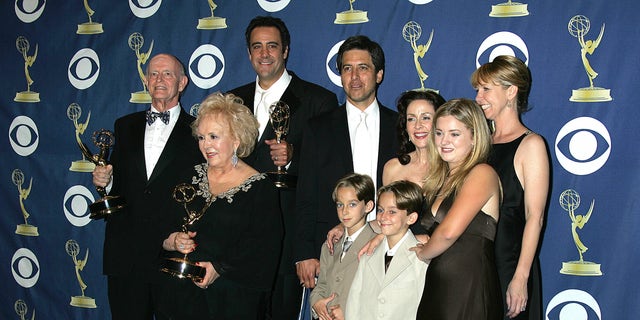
160 183 211 282
66 240 97 308
558 189 603 276
15 299 35 320
77 0 103 34
568 15 612 102
14 36 40 103
266 101 296 188
197 0 227 30
76 129 127 219
489 0 529 17
68 103 96 172
128 32 154 104
402 21 439 93
334 0 368 24
13 169 38 236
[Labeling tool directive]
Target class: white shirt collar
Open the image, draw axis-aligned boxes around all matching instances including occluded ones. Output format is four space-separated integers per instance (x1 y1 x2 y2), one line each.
344 223 367 244
384 229 411 257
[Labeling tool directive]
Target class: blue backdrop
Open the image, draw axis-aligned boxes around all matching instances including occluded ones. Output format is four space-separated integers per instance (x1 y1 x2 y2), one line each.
2 1 637 319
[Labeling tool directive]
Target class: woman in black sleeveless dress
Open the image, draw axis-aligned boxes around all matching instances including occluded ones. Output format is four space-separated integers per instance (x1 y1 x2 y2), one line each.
472 55 549 319
412 99 502 320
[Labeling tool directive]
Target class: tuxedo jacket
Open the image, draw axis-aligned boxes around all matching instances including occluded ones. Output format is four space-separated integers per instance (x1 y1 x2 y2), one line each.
294 103 398 262
345 230 428 319
310 224 377 310
228 71 338 176
103 108 202 280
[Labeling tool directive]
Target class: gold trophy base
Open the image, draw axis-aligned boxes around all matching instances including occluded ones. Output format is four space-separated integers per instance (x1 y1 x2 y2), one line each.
197 17 227 29
570 87 613 102
70 295 97 308
77 22 104 34
69 159 96 172
415 87 440 94
334 10 369 24
14 91 40 103
15 224 39 236
130 91 152 104
267 171 297 189
489 2 529 17
89 195 127 220
560 260 603 276
160 257 206 282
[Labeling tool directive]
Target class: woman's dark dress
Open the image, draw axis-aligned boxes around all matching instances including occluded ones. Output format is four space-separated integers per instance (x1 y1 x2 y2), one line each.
166 164 283 320
416 193 502 320
489 132 542 320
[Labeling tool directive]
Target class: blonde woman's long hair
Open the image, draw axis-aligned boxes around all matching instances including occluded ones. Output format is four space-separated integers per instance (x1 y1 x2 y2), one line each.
422 99 492 203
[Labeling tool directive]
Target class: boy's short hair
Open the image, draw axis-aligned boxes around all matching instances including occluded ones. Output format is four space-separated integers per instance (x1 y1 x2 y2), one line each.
376 180 425 219
332 173 375 205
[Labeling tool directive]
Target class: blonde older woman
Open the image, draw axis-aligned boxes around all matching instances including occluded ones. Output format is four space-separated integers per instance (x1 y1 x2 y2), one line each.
162 92 283 319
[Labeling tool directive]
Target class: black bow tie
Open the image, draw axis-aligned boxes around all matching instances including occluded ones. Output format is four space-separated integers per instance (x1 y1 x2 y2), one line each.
146 110 170 125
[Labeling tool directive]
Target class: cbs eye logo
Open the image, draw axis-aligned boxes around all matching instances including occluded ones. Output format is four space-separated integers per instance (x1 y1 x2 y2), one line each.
326 40 345 88
12 248 40 288
9 116 39 157
15 0 45 23
129 0 162 18
63 185 96 227
189 44 225 89
257 0 291 12
476 31 529 68
68 48 100 90
555 117 611 176
546 289 601 320
409 0 434 4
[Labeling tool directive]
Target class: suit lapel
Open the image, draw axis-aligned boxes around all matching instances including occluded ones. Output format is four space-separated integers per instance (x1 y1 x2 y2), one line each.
382 232 417 288
147 109 193 185
333 106 354 173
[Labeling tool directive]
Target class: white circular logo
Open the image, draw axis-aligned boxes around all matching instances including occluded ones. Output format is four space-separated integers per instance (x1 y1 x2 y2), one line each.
189 44 225 89
129 0 162 18
68 48 100 90
11 248 40 288
409 0 434 4
15 0 46 23
555 117 611 175
476 31 529 68
257 0 291 12
546 289 601 320
9 116 39 156
63 185 96 227
326 40 345 88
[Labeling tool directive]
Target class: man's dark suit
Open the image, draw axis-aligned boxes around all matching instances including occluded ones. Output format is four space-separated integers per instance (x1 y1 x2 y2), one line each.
294 104 399 263
104 108 204 319
229 71 338 319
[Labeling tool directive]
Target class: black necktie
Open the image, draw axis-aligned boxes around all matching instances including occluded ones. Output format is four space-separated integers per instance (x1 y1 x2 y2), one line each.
146 110 170 125
384 253 393 273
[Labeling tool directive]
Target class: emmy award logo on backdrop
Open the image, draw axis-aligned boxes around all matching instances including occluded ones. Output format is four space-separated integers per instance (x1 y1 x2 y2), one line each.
489 0 529 17
68 103 96 172
197 0 227 30
559 189 603 276
160 183 211 282
402 21 438 93
76 129 127 219
14 36 40 103
568 15 612 102
267 101 296 188
66 240 97 308
77 0 103 34
12 169 39 237
334 0 368 24
128 32 154 104
15 299 35 320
